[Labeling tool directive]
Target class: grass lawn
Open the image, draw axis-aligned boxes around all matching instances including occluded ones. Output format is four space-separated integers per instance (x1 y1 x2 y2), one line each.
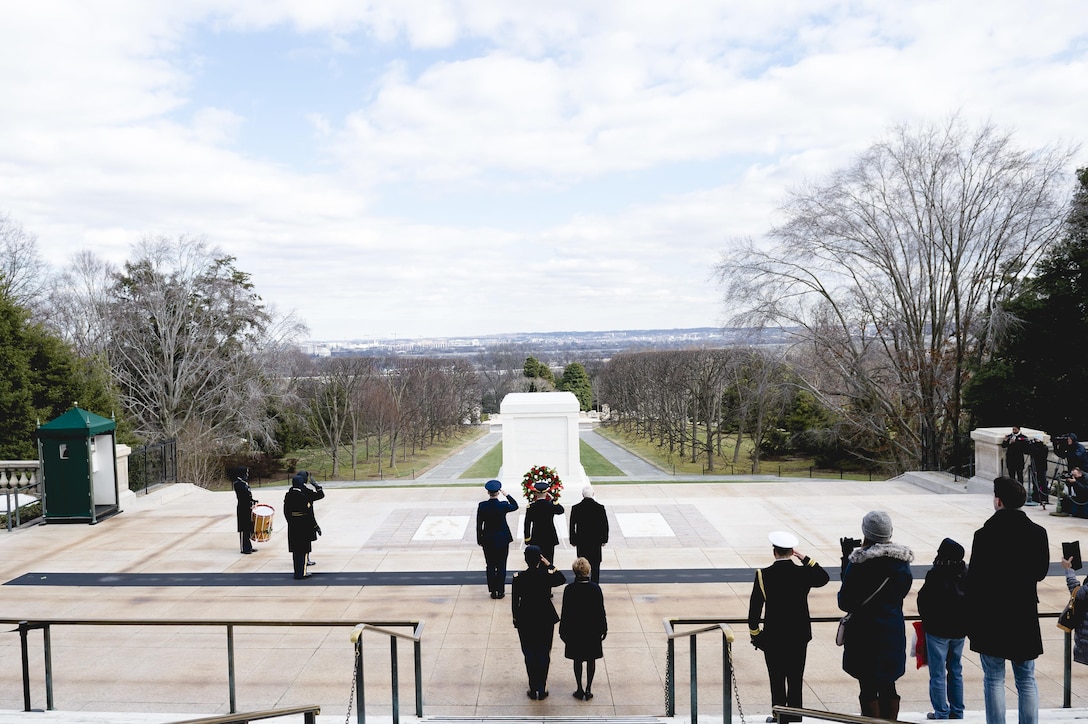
459 439 625 480
594 424 885 481
246 426 489 488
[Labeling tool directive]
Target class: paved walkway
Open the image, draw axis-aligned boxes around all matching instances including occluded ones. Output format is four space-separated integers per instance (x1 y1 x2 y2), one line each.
2 429 1088 723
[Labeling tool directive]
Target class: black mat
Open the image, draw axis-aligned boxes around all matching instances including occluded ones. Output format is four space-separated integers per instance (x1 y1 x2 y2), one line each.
4 563 1067 587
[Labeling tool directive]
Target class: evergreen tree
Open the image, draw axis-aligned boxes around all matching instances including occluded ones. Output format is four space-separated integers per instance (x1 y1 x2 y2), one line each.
0 293 114 458
965 168 1088 436
557 362 593 410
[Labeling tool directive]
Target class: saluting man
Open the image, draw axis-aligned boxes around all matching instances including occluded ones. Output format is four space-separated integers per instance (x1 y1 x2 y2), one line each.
748 530 830 724
477 479 518 599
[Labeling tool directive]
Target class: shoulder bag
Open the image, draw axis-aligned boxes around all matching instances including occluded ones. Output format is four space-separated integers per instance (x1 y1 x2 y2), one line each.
1058 584 1086 633
835 577 889 646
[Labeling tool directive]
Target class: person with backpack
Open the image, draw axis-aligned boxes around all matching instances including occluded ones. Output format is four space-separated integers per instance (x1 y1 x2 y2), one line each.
917 538 968 720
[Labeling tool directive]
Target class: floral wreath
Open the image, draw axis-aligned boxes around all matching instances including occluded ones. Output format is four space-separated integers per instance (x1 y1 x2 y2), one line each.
521 465 563 502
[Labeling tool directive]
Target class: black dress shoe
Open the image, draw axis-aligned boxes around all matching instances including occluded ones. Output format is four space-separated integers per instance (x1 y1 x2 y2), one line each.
496 592 505 598
573 690 585 700
526 690 537 700
306 560 316 566
537 690 548 700
583 691 592 700
490 591 498 599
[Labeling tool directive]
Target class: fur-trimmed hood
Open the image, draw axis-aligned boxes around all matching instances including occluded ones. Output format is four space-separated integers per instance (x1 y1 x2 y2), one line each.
849 542 914 565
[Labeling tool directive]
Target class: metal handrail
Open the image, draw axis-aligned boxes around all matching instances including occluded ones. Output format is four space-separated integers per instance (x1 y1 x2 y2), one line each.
168 703 320 724
664 612 1070 724
349 623 426 724
5 617 423 720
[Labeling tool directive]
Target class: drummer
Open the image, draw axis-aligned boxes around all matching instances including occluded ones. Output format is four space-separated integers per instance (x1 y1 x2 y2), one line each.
233 466 259 555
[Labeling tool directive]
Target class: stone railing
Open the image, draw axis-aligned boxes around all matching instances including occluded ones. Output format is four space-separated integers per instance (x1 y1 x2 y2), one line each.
1 460 40 492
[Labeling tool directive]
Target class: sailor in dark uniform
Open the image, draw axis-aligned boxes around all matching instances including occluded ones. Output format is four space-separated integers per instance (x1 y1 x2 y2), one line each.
748 530 830 723
477 479 518 598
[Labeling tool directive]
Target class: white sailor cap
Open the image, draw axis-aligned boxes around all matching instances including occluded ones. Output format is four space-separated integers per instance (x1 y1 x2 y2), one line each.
768 531 798 549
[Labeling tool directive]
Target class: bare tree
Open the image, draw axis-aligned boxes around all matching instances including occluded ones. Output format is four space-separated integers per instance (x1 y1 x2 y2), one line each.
45 250 116 360
716 118 1074 471
0 212 47 308
106 235 276 484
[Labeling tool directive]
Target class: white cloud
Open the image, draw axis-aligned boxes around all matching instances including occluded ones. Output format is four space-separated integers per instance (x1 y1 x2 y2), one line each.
1 0 1086 339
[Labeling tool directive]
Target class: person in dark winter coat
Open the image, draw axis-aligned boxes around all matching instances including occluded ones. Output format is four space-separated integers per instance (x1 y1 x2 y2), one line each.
283 470 325 580
748 531 830 724
967 476 1049 724
1002 427 1029 483
568 486 609 583
232 466 258 554
524 482 564 563
477 479 518 599
838 510 914 721
559 557 607 700
1060 556 1088 666
917 538 969 720
511 545 567 700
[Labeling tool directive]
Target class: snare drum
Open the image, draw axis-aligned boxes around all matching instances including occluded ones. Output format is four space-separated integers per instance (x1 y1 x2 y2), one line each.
251 504 275 542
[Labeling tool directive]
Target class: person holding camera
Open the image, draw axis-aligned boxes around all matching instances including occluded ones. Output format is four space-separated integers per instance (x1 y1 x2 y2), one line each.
511 544 567 700
284 470 325 580
838 511 914 722
1002 427 1029 483
748 531 829 723
1055 433 1088 472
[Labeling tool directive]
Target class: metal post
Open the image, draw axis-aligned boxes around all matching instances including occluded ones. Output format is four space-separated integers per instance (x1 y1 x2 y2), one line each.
665 637 675 717
723 633 731 724
1065 630 1072 708
390 635 400 724
689 633 698 724
19 621 31 711
356 636 365 724
43 624 53 710
226 624 237 713
413 638 423 717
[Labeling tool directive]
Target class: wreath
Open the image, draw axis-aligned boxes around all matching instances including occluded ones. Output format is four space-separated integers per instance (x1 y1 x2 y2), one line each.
521 465 563 502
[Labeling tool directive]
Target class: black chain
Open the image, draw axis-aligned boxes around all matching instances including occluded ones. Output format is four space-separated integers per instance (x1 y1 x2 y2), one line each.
344 645 360 724
729 643 749 724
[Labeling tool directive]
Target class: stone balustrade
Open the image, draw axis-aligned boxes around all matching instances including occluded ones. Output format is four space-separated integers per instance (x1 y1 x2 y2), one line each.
1 460 40 491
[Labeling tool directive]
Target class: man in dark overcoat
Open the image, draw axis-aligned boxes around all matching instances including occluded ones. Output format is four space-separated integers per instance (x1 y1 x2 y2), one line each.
477 479 518 599
283 470 325 580
748 531 830 723
569 485 609 583
966 476 1049 724
232 466 258 554
524 482 564 563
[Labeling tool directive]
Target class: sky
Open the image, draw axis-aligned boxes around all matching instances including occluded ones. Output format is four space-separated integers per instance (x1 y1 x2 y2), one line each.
2 2 1087 341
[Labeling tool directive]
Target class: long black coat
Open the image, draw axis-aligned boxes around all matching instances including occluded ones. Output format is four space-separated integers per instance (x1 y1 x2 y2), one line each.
966 508 1049 661
748 556 830 649
511 563 566 629
283 484 325 554
233 477 256 533
524 498 563 547
560 577 607 660
838 542 914 683
569 499 608 551
477 495 518 546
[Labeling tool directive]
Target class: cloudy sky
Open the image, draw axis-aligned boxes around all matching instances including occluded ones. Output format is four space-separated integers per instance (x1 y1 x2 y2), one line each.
2 2 1086 341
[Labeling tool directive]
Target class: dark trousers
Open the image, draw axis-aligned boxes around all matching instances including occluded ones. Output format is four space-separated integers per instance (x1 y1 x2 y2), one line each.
483 543 509 593
537 543 556 564
765 642 807 723
576 544 602 583
518 624 555 696
239 531 253 553
292 551 308 579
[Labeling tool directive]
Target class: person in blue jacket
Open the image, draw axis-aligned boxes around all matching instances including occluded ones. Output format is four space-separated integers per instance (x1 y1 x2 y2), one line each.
838 510 914 721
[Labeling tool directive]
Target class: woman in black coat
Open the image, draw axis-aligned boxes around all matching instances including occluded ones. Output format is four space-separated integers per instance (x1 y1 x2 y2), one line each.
559 557 607 700
511 545 567 700
838 510 914 721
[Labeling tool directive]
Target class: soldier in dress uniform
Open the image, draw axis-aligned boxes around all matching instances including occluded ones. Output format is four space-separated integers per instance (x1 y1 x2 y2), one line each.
477 479 518 599
748 530 830 723
283 470 324 580
511 545 566 700
523 481 564 563
232 466 258 554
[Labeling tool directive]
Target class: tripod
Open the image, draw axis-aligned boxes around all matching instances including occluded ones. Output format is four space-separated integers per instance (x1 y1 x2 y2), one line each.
1026 455 1048 509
